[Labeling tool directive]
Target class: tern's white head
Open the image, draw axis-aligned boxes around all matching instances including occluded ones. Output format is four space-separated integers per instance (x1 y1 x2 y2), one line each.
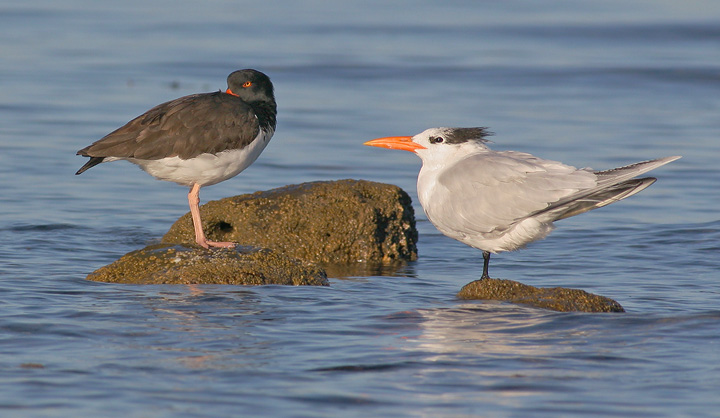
364 127 492 165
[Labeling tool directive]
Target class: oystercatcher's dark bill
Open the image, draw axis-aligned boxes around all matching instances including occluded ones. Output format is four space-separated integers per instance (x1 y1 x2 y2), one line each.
76 69 277 249
365 127 680 279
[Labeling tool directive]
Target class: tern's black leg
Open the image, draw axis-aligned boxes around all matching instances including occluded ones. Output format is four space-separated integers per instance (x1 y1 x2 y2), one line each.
481 251 491 279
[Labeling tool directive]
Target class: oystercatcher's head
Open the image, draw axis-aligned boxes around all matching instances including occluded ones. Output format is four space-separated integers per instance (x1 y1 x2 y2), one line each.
225 69 275 105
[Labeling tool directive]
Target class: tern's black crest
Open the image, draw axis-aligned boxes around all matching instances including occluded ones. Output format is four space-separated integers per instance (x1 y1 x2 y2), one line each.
444 127 493 144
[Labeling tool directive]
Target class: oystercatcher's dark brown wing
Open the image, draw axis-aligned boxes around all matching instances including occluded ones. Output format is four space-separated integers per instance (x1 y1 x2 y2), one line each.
77 91 260 162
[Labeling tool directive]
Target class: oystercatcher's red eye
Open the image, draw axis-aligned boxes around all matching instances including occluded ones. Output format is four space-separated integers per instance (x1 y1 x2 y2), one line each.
242 81 252 88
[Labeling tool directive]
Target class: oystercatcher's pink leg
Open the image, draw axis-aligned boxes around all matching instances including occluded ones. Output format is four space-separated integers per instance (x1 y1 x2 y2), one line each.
188 183 235 249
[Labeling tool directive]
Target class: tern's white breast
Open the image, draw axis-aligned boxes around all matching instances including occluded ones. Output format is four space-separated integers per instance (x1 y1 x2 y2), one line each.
416 151 555 254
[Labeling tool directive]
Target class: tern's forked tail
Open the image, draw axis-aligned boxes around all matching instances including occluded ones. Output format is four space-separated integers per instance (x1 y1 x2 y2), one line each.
531 155 681 223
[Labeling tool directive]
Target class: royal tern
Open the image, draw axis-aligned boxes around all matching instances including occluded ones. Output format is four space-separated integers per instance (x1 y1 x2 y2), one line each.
365 127 680 278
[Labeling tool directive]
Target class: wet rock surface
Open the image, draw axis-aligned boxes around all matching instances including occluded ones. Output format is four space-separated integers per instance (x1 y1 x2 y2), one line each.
162 179 418 264
86 244 329 286
457 278 625 313
86 180 417 285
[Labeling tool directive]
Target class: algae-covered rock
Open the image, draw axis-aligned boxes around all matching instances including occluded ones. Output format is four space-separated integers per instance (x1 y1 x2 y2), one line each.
457 278 624 312
162 179 418 264
86 243 328 286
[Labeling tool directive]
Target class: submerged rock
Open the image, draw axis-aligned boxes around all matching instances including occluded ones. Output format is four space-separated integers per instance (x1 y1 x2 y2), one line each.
86 243 328 286
457 278 624 313
162 179 418 264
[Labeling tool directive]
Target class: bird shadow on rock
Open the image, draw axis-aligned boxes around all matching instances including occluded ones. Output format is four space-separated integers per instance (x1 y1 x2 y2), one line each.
457 277 625 313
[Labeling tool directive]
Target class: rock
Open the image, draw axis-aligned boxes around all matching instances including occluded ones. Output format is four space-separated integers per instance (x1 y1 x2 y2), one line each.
457 278 625 313
162 179 418 265
85 180 418 285
86 243 329 286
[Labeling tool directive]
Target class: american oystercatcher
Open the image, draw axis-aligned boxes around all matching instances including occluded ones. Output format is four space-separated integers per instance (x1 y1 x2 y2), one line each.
76 69 277 249
365 127 680 279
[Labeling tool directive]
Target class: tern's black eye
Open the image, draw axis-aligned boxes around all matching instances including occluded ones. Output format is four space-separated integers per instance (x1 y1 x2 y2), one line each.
429 136 445 144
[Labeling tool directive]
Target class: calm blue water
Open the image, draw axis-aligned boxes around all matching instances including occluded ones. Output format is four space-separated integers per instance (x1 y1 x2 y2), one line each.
1 0 719 416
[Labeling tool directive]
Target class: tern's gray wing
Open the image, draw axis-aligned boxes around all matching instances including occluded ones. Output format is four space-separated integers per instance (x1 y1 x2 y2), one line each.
593 156 681 187
433 151 598 235
528 156 681 222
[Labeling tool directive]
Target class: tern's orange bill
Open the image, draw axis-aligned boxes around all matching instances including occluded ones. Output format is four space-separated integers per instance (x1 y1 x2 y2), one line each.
363 136 426 152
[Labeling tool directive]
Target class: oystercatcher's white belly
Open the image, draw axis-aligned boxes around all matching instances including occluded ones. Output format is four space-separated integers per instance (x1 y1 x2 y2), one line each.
129 129 273 187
